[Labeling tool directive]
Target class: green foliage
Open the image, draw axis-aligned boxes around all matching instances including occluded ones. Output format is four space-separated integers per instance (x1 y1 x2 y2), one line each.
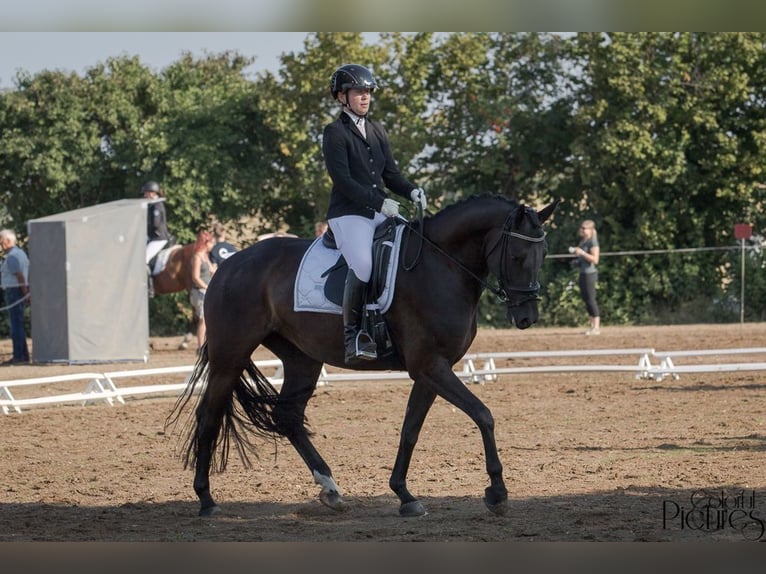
153 52 282 242
547 32 766 326
725 241 766 322
2 33 766 334
148 292 193 337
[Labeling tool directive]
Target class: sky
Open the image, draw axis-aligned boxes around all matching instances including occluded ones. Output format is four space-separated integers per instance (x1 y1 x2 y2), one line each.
0 32 318 89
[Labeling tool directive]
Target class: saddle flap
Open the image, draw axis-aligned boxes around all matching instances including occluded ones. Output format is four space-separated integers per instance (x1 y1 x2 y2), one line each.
323 256 348 305
369 219 398 301
294 220 404 316
151 245 178 276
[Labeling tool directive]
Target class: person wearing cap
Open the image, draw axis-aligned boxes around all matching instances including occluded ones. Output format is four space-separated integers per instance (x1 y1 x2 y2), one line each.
141 180 171 263
209 222 238 267
322 63 427 365
141 180 173 297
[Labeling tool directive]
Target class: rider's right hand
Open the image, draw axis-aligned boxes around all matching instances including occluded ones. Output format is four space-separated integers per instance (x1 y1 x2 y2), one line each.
381 198 400 218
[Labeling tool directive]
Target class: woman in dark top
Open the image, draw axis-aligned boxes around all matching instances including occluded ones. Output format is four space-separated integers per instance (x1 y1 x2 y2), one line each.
570 219 601 335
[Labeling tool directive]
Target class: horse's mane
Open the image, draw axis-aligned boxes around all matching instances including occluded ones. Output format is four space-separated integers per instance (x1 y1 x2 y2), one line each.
426 193 519 222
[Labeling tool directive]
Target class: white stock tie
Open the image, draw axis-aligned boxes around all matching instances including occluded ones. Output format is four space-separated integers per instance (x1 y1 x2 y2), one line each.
356 117 366 139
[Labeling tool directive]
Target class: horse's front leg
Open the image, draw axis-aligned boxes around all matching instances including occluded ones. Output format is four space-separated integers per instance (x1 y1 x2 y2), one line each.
429 366 508 515
389 380 437 517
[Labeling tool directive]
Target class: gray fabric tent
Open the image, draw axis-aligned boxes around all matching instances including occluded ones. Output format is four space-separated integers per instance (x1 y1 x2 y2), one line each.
27 199 150 363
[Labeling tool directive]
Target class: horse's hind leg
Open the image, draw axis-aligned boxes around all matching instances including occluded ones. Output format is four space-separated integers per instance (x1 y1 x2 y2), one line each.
280 369 344 510
193 363 241 517
274 374 344 510
266 336 343 510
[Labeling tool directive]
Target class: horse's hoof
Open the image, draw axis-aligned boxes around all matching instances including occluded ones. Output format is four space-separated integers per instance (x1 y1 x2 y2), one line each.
483 497 508 516
399 500 428 517
198 504 221 517
178 341 189 350
319 490 345 511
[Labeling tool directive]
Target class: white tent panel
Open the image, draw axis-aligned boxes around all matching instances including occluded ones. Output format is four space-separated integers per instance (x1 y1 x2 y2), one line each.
28 199 150 363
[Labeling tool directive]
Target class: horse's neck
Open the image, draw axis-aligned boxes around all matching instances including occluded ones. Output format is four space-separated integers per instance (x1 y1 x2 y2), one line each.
426 200 510 253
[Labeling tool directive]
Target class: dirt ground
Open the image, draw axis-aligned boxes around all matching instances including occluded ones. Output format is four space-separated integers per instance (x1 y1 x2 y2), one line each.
1 323 765 542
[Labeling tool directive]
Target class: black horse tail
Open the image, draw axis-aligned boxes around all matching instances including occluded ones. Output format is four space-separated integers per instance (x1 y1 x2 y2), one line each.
165 342 304 473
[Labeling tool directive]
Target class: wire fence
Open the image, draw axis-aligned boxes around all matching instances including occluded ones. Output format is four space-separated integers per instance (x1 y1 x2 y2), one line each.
0 293 30 312
547 244 754 260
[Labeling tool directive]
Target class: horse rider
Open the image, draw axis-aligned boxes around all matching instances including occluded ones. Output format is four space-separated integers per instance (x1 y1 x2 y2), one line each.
322 63 427 365
141 180 172 297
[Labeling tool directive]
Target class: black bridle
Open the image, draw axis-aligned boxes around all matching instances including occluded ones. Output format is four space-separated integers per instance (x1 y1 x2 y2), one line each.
488 208 545 306
399 205 545 305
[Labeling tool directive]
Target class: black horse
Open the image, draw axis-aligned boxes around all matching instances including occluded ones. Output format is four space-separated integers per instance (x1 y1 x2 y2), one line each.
168 195 558 518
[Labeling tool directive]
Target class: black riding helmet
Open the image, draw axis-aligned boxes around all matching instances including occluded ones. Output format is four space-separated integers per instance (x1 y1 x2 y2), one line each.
141 180 161 196
329 64 378 100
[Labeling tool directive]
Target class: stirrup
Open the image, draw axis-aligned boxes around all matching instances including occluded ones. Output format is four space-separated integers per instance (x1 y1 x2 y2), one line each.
348 331 377 361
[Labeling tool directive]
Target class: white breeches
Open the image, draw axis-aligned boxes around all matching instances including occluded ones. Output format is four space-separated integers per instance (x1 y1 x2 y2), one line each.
328 213 386 283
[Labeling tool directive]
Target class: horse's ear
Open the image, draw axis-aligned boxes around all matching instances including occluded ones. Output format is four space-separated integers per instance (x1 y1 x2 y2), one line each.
514 204 526 228
537 199 560 224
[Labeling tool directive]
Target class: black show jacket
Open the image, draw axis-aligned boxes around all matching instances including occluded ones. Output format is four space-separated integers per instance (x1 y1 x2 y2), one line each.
323 112 416 220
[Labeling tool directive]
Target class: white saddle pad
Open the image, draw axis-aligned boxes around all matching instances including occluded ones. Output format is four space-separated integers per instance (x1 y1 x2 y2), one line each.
293 225 404 315
151 245 179 276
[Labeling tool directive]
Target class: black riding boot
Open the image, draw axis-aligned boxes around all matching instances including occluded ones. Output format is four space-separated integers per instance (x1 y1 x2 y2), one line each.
343 270 377 364
147 266 155 298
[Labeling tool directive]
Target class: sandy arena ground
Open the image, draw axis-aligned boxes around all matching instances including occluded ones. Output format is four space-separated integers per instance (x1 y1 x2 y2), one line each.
1 323 765 542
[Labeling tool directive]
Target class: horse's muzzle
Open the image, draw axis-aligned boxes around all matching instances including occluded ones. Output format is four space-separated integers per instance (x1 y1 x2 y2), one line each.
507 301 538 330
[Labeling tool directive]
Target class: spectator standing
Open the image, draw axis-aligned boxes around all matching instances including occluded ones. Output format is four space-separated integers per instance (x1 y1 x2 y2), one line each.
209 223 238 266
189 230 217 349
569 219 601 335
0 229 30 364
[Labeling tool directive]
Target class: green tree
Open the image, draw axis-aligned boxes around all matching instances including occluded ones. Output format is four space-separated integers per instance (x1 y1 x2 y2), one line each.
3 33 766 333
0 70 104 232
556 32 766 324
423 33 573 206
150 52 281 243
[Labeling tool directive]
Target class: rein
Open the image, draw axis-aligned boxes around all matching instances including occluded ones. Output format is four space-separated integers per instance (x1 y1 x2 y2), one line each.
398 207 545 305
401 203 425 272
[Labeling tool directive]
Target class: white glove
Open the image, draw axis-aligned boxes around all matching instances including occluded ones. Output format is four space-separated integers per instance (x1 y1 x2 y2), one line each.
410 187 427 211
381 198 400 218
